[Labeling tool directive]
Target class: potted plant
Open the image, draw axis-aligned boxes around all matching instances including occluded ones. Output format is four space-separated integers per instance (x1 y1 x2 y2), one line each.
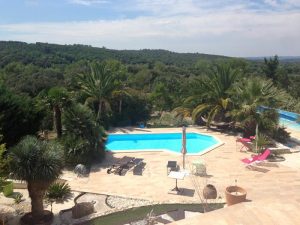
225 180 247 206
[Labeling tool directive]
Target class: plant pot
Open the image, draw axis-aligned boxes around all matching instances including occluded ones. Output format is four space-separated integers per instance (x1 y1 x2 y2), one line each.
225 186 247 206
20 210 53 225
203 184 217 199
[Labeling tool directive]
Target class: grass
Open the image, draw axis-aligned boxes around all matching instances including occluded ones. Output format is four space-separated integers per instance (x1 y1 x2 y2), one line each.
86 203 224 225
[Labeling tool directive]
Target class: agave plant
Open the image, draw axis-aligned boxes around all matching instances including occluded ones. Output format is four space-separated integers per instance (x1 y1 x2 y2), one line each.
45 182 72 202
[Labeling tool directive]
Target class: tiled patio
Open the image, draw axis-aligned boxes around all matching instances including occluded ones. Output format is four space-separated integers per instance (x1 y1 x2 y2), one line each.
65 127 300 224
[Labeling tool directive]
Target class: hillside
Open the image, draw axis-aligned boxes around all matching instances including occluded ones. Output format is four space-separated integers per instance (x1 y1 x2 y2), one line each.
0 41 229 68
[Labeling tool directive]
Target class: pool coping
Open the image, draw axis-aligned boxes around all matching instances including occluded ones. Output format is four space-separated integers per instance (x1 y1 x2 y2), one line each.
106 130 224 156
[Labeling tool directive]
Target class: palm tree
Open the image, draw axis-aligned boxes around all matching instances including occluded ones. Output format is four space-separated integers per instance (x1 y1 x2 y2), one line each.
231 77 285 136
174 64 239 125
9 136 64 224
77 62 115 120
38 87 69 139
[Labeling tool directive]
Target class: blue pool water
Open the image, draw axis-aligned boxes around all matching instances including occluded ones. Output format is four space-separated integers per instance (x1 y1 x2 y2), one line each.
106 133 220 154
277 109 300 131
259 106 300 131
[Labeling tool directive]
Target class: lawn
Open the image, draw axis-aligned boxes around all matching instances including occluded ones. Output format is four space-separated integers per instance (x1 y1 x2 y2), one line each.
87 203 224 225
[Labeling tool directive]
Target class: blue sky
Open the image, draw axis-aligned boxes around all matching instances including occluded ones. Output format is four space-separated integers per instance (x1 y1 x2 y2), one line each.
0 0 299 56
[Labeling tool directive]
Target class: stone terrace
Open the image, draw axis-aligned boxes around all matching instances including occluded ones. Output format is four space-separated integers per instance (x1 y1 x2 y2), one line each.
65 127 300 224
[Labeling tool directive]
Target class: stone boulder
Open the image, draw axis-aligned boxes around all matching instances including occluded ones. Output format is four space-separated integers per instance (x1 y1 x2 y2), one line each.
0 205 16 222
72 202 94 219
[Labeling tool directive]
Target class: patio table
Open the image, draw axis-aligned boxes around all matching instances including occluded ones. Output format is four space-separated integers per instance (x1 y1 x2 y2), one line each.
168 171 186 192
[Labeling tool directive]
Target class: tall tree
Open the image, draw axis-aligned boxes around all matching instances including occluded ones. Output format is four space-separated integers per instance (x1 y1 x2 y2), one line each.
77 62 116 120
263 55 279 82
174 64 239 125
231 77 285 135
38 87 69 138
9 136 64 224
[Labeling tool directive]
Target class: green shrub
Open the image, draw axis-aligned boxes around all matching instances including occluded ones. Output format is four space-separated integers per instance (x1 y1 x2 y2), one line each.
272 126 290 143
63 104 107 165
149 112 193 128
45 182 71 202
14 193 23 204
2 181 13 197
61 134 90 165
0 85 43 146
0 140 11 178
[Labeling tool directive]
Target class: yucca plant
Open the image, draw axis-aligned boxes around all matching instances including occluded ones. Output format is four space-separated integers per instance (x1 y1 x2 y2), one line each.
45 182 72 202
9 136 64 223
253 134 271 153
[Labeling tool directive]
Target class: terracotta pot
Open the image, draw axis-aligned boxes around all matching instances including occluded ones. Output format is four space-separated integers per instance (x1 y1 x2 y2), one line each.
225 186 247 206
203 184 217 199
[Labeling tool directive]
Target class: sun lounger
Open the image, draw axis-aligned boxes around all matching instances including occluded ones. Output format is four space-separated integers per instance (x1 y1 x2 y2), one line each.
107 156 135 175
241 149 271 168
133 162 146 175
122 158 144 175
236 137 254 152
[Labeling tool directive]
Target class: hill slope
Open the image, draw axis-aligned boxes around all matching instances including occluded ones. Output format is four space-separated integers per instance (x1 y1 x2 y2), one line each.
0 41 229 67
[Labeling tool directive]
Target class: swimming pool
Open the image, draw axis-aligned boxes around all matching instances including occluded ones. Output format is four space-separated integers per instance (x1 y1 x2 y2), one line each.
277 109 300 131
259 106 300 131
106 132 221 154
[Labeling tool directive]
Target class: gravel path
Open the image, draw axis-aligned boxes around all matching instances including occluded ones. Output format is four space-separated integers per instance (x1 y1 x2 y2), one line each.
106 195 152 209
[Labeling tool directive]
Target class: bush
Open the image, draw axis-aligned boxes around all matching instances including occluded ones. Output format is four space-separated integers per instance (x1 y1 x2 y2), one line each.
149 112 193 128
2 181 13 197
110 93 151 126
14 193 23 204
63 104 107 165
0 85 43 146
0 138 10 178
61 134 90 165
272 126 290 143
45 182 71 202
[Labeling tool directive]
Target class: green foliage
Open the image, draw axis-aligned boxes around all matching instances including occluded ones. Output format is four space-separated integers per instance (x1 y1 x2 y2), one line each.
110 91 151 126
2 181 13 197
13 193 24 204
0 135 10 178
263 55 279 82
149 112 193 128
63 103 106 165
77 61 116 120
37 86 70 138
272 126 290 143
45 182 71 202
9 136 64 182
253 134 271 153
231 78 284 136
175 64 239 125
150 82 173 111
0 85 43 146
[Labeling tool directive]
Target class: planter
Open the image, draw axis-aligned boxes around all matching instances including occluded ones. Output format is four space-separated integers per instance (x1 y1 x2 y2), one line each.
20 210 53 225
203 184 217 199
225 186 247 206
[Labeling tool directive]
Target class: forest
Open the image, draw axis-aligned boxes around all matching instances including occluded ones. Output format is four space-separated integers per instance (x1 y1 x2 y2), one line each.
1 40 300 166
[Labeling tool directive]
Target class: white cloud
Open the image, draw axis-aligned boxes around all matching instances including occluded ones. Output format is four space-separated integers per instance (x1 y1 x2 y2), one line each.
1 8 299 57
0 0 299 56
68 0 108 6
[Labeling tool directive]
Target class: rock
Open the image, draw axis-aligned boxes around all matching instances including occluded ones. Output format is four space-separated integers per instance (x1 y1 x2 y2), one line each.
0 205 17 221
74 164 89 177
72 202 94 219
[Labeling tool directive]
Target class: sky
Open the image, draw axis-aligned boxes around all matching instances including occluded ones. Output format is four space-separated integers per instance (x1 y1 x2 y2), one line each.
0 0 299 57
